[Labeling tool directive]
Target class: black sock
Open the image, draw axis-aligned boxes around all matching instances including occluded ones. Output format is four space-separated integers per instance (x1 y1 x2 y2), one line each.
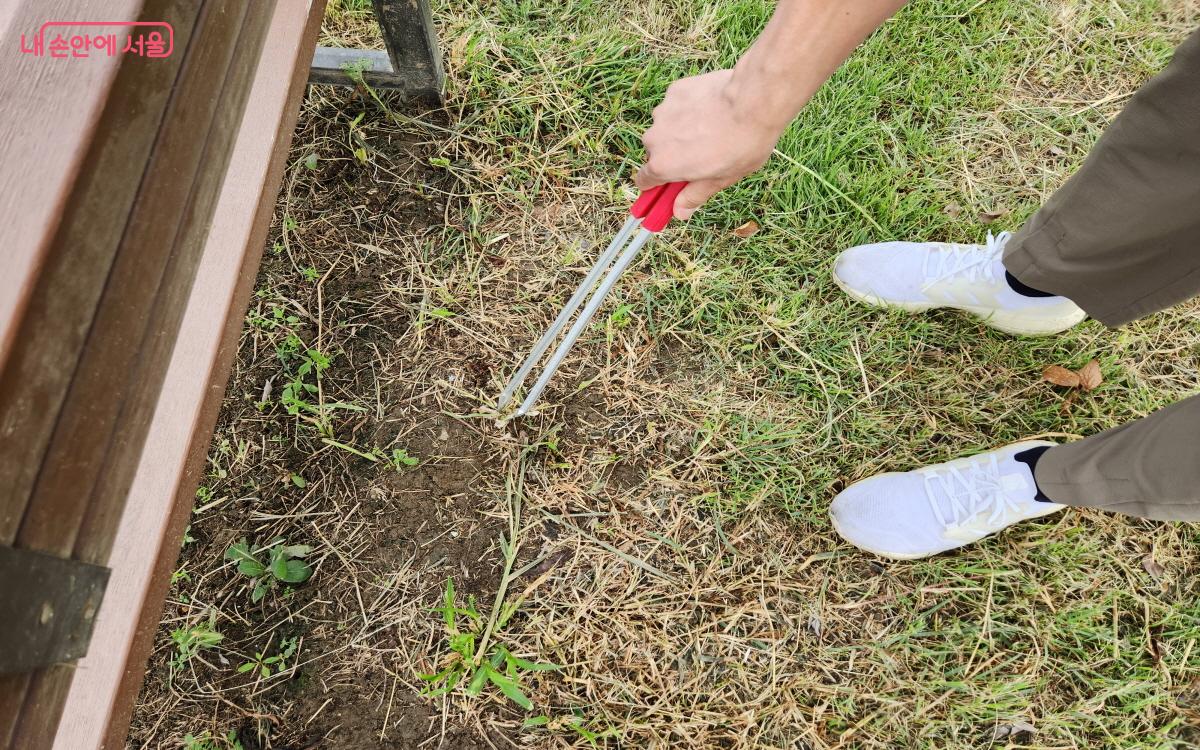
1014 445 1055 503
1004 270 1056 298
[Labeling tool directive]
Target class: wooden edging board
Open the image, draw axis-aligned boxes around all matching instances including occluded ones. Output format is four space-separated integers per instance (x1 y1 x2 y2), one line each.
0 0 142 375
53 2 327 748
0 0 329 747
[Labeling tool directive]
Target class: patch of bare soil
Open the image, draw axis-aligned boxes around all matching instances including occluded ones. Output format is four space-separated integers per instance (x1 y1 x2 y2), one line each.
126 89 518 749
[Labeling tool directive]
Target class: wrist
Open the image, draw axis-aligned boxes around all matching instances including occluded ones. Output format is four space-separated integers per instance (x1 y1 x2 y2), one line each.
726 54 812 135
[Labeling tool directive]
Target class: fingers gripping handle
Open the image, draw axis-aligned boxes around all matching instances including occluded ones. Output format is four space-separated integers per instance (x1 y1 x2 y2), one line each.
630 182 688 232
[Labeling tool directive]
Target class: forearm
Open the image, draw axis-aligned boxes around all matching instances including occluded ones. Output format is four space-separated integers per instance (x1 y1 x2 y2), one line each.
636 0 909 216
730 0 909 130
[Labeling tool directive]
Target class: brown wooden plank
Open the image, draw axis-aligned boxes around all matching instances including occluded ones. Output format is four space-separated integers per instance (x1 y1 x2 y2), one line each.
6 2 284 748
54 2 327 747
0 677 24 750
71 0 277 566
0 0 305 745
17 0 265 561
0 0 197 545
0 0 146 373
0 5 188 745
17 0 251 559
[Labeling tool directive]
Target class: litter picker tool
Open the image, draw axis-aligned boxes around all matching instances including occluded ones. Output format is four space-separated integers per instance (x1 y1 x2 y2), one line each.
498 181 688 417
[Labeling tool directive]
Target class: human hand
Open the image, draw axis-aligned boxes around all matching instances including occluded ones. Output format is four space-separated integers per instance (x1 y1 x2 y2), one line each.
635 69 786 220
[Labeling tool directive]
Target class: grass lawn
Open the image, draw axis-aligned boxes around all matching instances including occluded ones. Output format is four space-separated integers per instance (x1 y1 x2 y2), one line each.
130 1 1199 748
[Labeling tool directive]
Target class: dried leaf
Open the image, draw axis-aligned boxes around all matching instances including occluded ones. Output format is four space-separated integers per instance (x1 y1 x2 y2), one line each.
449 32 472 67
1142 554 1166 580
1043 365 1081 388
991 720 1037 742
732 220 760 239
1076 360 1102 391
943 202 963 218
978 207 1010 224
1048 144 1067 157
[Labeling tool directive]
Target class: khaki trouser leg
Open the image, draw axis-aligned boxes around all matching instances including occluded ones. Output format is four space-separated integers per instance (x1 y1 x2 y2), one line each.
1002 27 1200 327
1002 29 1200 521
1035 395 1200 521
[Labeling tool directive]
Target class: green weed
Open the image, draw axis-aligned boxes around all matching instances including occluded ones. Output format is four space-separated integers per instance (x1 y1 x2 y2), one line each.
182 730 243 750
420 578 559 711
389 448 420 469
225 537 314 603
238 636 300 679
170 612 223 673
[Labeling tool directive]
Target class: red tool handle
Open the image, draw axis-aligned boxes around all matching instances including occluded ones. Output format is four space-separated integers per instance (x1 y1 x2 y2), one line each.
630 182 688 233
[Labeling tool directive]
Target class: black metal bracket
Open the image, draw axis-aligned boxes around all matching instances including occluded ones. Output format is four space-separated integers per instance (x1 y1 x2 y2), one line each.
310 0 444 102
0 545 109 674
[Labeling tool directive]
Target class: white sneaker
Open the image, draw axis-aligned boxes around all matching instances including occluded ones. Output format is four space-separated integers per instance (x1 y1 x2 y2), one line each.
830 441 1066 560
832 231 1086 336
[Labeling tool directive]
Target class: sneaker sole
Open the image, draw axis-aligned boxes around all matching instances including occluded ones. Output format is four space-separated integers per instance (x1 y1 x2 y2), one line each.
830 501 1067 561
832 269 1086 337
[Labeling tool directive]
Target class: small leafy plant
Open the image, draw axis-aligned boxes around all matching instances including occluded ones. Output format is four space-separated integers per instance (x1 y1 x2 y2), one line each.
389 448 419 470
171 611 223 672
171 564 191 586
238 636 299 678
521 713 620 747
607 303 634 329
276 345 365 435
183 730 243 750
248 303 299 332
280 348 330 417
420 578 558 710
274 332 303 363
225 537 314 603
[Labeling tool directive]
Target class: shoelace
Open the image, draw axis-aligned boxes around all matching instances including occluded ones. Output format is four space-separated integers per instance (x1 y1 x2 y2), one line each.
920 231 1011 290
922 453 1024 531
